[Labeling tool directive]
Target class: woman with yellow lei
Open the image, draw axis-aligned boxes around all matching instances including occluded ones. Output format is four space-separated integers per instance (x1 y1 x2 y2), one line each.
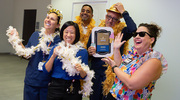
87 2 137 100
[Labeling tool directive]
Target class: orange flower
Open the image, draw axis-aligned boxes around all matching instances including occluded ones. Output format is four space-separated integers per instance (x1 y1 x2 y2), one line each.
115 77 118 83
119 89 123 94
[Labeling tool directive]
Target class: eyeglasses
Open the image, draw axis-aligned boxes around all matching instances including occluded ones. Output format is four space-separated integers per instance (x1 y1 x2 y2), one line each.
106 15 119 22
132 32 153 37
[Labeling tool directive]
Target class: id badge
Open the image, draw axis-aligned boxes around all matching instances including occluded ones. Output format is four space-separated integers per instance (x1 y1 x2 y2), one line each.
38 62 45 71
122 58 133 65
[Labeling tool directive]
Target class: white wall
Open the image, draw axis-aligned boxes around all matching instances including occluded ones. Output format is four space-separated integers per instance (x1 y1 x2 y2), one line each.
52 0 180 99
0 0 51 53
13 0 51 39
112 0 179 99
71 1 107 27
0 0 14 53
51 0 108 27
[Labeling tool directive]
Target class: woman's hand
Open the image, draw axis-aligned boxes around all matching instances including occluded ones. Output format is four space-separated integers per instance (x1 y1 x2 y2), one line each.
45 46 61 72
53 46 61 57
75 64 83 72
101 57 116 67
114 32 126 50
10 28 19 36
75 63 87 78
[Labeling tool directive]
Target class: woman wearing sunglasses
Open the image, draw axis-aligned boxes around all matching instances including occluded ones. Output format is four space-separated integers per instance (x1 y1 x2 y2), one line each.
102 23 168 100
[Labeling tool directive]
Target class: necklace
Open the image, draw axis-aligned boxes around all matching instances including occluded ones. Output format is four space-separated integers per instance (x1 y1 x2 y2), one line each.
74 16 95 49
6 26 59 58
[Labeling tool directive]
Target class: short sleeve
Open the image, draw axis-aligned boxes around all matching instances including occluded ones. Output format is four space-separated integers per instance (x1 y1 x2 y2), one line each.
76 48 88 65
151 51 168 74
25 31 39 48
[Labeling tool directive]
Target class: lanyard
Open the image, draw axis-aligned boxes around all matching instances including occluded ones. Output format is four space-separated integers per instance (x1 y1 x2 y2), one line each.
42 41 52 62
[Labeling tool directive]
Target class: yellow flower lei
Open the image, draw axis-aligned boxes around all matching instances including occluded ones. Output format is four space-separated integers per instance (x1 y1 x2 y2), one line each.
74 16 96 49
98 20 130 96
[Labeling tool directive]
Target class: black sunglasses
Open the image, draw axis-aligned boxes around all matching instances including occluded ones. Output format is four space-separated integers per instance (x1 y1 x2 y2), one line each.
132 32 152 37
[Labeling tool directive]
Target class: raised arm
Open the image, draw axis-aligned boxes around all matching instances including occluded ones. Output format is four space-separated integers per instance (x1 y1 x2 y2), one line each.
113 33 126 66
103 57 162 90
101 33 126 68
114 58 162 90
45 46 60 72
115 2 137 40
75 49 88 78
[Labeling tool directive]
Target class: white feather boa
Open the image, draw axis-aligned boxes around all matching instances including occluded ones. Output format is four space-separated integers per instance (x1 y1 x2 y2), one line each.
56 41 94 97
6 26 59 58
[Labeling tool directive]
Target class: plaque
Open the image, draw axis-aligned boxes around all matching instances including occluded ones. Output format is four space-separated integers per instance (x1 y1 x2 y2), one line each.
91 27 114 57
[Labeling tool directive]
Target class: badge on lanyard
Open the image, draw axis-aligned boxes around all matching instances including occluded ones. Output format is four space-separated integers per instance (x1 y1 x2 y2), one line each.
38 61 45 71
122 58 133 65
38 41 51 71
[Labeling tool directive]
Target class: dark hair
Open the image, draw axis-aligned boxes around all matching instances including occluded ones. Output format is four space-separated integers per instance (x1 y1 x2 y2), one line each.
60 21 80 44
82 4 93 14
139 23 162 48
49 12 61 32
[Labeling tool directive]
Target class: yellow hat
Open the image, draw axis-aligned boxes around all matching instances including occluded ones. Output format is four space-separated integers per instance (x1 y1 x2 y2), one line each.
106 4 120 14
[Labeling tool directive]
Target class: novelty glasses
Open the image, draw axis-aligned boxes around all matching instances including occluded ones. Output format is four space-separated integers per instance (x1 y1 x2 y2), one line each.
132 32 153 37
106 15 119 22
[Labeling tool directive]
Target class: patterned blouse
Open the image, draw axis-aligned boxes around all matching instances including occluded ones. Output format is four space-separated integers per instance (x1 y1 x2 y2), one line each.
110 47 168 100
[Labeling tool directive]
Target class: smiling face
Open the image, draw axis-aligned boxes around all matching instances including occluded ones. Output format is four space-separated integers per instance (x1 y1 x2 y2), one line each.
44 13 60 33
63 26 76 45
133 26 155 55
80 6 93 22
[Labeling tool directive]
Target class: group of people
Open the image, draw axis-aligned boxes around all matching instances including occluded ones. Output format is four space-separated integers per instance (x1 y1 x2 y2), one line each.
6 2 168 100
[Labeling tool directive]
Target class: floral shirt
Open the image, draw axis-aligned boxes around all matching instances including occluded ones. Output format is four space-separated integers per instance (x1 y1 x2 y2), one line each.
110 47 168 100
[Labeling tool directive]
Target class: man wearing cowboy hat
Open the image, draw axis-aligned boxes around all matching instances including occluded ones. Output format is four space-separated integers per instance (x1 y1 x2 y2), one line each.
87 2 137 100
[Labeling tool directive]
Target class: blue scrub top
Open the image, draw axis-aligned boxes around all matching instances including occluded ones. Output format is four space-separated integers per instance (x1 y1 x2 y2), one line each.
43 44 89 80
24 31 61 87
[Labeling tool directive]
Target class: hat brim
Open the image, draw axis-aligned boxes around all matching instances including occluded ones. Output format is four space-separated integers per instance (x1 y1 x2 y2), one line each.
106 9 121 14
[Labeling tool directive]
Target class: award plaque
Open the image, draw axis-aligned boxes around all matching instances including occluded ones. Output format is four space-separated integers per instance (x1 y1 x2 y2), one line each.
91 27 114 57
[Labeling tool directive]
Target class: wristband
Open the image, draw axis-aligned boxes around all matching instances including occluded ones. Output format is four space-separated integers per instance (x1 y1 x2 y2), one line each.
122 10 128 15
112 65 118 73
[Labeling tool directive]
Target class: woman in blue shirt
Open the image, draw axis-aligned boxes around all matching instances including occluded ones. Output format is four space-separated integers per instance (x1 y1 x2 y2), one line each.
43 21 92 100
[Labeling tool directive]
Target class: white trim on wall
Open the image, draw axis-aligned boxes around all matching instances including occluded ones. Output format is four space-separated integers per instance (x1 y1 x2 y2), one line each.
71 1 107 26
71 1 107 19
